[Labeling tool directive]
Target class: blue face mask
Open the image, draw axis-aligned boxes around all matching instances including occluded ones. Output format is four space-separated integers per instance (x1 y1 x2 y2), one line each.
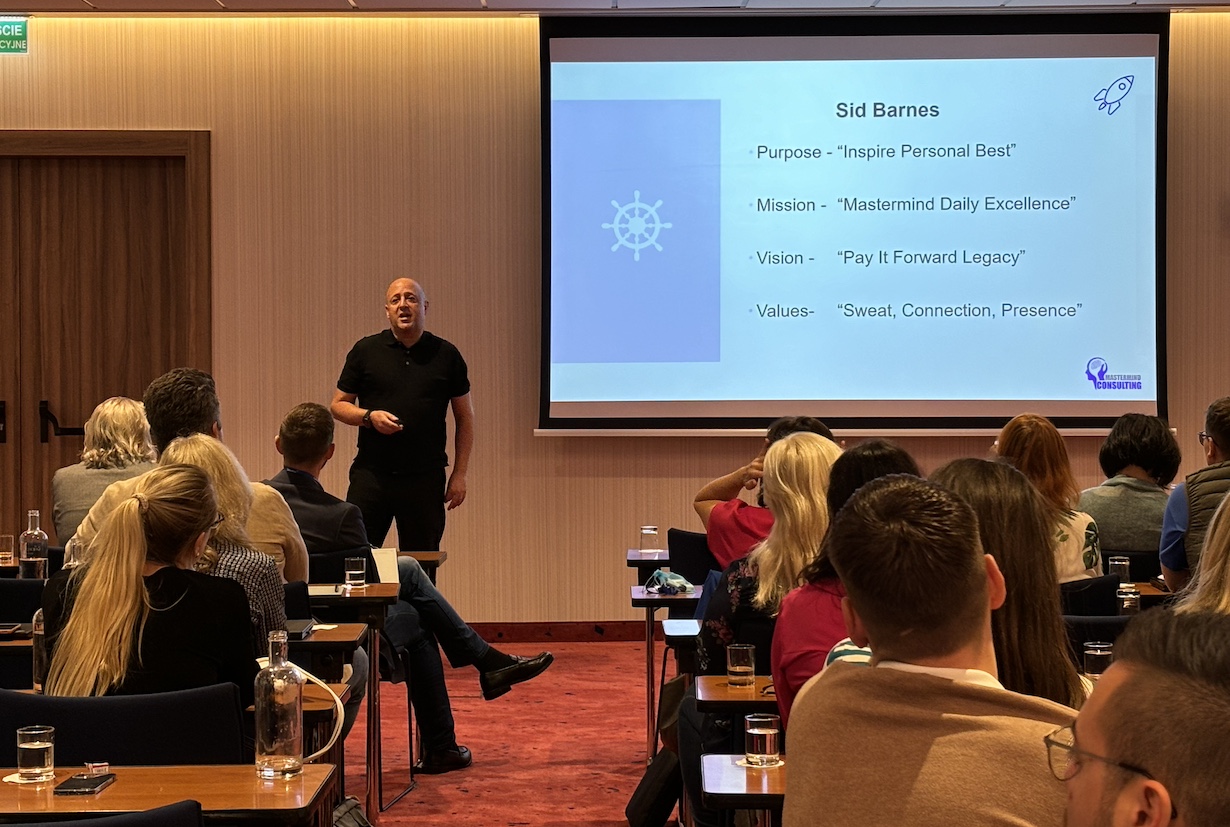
644 569 695 596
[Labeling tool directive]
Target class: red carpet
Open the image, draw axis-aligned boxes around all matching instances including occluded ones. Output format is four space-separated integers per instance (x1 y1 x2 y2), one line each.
343 641 668 826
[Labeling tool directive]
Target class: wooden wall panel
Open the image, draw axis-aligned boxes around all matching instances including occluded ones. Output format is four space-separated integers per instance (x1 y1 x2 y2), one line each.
0 14 1223 620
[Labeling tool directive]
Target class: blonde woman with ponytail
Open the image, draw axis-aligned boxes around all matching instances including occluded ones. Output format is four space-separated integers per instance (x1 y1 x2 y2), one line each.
41 464 257 706
159 434 286 648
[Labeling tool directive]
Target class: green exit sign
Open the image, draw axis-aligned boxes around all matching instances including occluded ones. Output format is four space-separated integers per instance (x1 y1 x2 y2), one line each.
0 18 27 55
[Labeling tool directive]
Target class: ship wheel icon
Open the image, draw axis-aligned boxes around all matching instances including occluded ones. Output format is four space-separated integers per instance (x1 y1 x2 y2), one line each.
602 190 672 262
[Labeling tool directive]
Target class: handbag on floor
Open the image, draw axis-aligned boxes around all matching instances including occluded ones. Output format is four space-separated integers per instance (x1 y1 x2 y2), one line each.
625 748 681 827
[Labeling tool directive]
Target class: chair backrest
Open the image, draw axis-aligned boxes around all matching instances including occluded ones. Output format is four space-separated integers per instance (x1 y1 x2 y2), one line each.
1059 574 1121 616
0 683 245 766
665 528 719 586
3 800 203 827
0 578 45 623
1100 549 1161 583
283 581 312 620
1062 615 1133 668
47 546 65 579
307 546 379 584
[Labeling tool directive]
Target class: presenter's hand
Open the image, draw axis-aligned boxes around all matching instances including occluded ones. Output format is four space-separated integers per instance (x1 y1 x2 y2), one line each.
445 473 467 510
370 411 404 435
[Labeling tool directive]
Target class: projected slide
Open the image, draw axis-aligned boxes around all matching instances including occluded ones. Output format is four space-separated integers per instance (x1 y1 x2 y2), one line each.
546 31 1162 423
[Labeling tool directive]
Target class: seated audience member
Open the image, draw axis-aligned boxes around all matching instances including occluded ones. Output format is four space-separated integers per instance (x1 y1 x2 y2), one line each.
1176 497 1230 615
692 416 834 568
52 397 157 544
680 431 843 827
72 368 307 582
784 475 1074 827
160 435 286 650
1054 609 1230 827
1078 413 1181 554
996 413 1102 582
772 439 919 726
1161 397 1230 592
265 402 552 773
42 465 258 707
932 459 1086 708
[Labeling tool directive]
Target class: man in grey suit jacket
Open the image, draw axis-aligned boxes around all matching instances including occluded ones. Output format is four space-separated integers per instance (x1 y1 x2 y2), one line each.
266 403 552 774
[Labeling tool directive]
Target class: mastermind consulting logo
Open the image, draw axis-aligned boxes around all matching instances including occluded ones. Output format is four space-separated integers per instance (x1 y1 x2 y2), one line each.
1086 357 1143 391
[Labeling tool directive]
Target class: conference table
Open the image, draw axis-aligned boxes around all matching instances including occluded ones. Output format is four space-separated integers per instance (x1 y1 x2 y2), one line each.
629 584 700 760
701 754 785 811
307 583 398 821
0 764 337 826
694 675 778 714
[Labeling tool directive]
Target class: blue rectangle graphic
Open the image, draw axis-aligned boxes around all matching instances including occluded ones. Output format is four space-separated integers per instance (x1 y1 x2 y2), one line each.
551 99 721 364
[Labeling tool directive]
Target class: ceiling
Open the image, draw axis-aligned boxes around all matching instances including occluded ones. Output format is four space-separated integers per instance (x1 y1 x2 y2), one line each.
0 0 1214 24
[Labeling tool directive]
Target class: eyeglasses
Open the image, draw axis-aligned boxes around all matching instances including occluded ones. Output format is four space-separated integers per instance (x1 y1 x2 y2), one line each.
1043 726 1178 818
208 513 225 532
1199 431 1216 448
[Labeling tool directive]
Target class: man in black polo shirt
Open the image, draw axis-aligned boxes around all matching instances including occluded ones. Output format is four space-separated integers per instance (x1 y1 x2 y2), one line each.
331 278 475 551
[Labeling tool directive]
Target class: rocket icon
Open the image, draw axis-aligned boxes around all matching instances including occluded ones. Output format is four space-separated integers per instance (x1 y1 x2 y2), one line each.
1095 75 1134 115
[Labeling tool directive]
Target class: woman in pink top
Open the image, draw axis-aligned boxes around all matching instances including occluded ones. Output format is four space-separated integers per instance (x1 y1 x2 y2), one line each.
772 440 920 727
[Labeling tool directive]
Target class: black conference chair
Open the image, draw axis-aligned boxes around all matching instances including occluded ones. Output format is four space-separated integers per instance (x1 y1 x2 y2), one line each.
1060 574 1121 616
284 581 312 620
665 528 719 620
0 683 245 767
1100 549 1161 583
0 578 45 623
1063 615 1133 669
3 800 203 827
47 545 65 578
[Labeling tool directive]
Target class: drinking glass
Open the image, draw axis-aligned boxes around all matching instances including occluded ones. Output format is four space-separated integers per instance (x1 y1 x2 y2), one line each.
1083 642 1114 678
638 526 661 552
1118 587 1141 616
744 714 781 767
727 644 755 688
344 557 366 588
0 535 13 566
1108 556 1131 585
17 725 55 782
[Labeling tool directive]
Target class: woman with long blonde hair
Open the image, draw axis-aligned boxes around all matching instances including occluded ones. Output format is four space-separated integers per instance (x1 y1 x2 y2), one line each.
681 431 842 827
159 434 286 648
996 413 1103 582
41 464 257 705
51 397 157 543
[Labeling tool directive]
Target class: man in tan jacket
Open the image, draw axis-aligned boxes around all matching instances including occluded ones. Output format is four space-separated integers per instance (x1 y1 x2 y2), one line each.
784 475 1073 827
73 368 307 583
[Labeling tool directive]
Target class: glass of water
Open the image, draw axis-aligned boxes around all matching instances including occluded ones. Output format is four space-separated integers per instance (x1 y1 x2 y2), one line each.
1108 556 1131 585
1083 642 1114 679
638 526 661 552
727 644 755 688
344 557 366 588
17 725 55 782
744 714 781 767
0 535 14 566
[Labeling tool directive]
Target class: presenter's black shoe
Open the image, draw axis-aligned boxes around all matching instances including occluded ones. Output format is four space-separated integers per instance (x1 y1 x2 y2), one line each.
416 745 472 774
479 652 554 701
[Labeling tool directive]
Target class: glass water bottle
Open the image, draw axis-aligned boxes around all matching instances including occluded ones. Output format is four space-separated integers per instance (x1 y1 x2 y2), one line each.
254 630 303 779
18 510 48 580
31 608 47 694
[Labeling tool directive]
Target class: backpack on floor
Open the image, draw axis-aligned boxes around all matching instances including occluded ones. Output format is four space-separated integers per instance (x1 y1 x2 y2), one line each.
625 748 681 827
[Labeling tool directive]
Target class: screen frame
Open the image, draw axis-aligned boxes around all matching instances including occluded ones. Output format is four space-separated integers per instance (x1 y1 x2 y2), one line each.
539 12 1170 434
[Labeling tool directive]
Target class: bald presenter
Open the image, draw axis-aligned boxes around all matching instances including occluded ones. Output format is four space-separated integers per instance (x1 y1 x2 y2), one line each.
331 278 474 551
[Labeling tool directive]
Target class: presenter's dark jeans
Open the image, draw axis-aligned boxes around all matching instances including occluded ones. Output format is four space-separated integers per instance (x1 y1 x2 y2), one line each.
347 466 446 551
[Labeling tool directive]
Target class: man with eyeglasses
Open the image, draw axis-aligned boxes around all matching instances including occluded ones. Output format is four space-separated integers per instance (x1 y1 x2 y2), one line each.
1159 397 1230 591
1047 609 1230 827
784 476 1074 827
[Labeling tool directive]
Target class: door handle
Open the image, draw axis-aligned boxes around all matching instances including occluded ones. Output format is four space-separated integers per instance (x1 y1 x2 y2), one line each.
39 401 85 444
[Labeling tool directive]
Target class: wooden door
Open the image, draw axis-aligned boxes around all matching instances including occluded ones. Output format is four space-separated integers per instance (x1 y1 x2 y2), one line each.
0 132 211 544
